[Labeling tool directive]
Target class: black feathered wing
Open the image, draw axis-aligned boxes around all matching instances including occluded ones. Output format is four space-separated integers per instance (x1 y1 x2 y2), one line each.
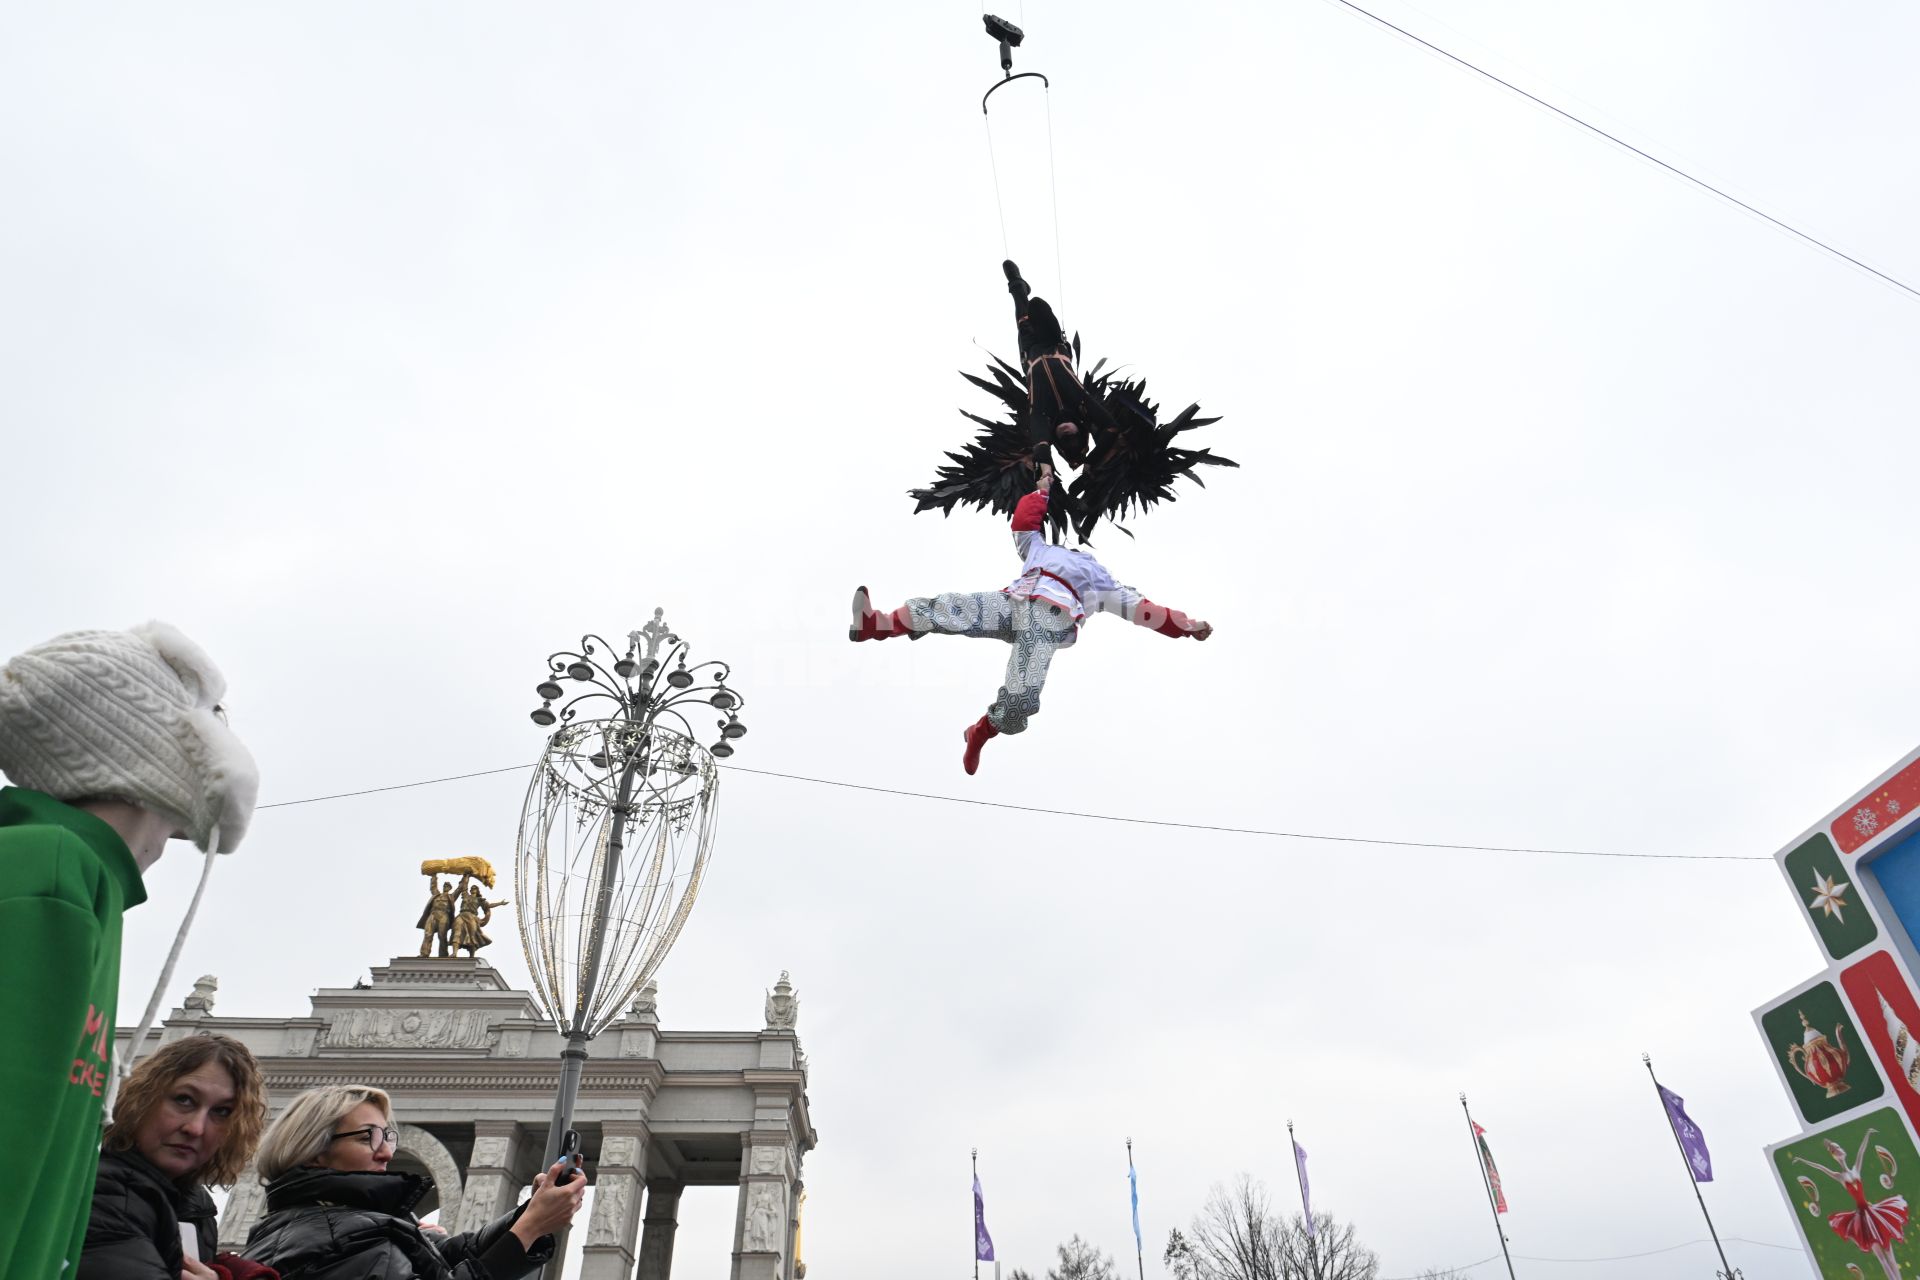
1065 366 1238 544
908 349 1235 543
906 356 1074 540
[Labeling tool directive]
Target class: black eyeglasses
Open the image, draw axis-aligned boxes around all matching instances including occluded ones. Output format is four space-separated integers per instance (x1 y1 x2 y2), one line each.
331 1124 399 1152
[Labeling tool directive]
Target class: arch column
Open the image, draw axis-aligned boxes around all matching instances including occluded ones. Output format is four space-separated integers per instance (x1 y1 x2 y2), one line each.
218 1159 268 1250
580 1119 649 1280
636 1179 683 1280
730 1137 794 1280
461 1120 527 1234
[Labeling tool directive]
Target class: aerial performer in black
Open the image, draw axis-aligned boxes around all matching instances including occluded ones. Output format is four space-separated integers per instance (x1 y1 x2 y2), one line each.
909 258 1239 544
853 472 1213 775
1005 258 1105 471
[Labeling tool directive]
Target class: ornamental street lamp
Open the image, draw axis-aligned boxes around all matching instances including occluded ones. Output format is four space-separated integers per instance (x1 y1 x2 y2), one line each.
515 608 745 1164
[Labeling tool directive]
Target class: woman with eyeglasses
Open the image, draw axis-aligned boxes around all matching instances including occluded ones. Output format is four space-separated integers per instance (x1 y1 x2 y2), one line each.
81 1034 269 1279
241 1085 584 1279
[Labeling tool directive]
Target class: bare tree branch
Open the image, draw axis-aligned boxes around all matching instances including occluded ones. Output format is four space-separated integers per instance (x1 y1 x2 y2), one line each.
1162 1177 1378 1280
1046 1234 1119 1280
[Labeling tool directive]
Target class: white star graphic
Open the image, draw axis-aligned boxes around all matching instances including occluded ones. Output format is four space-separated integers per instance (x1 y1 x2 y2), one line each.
1807 872 1852 923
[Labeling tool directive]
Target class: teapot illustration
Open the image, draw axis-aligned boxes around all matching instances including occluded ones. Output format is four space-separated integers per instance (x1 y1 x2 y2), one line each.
1786 1010 1852 1098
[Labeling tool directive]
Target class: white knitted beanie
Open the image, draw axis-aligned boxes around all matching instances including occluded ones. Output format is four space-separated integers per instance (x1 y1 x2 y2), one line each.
0 622 259 853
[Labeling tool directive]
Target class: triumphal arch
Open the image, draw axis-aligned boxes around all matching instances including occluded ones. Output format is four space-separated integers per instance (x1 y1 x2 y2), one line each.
116 957 815 1280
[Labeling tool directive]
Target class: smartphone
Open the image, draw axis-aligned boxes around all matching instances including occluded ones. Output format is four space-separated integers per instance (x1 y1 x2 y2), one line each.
553 1128 582 1185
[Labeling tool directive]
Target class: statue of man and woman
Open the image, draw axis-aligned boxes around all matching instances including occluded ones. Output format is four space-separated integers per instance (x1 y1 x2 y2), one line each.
416 869 508 958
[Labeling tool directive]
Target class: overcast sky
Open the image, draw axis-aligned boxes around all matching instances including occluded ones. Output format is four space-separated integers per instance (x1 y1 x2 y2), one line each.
6 2 1919 1277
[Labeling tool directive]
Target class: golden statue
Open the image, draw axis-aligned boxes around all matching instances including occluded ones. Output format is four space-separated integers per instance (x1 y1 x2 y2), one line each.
451 883 508 957
416 879 457 957
416 858 506 958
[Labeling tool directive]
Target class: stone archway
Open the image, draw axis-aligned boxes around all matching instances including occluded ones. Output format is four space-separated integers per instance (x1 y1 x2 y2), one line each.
393 1122 464 1226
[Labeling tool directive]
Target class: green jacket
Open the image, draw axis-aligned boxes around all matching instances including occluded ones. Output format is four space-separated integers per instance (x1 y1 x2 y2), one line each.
0 786 146 1277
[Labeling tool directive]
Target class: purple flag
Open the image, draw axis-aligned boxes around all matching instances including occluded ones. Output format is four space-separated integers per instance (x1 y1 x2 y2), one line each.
1293 1139 1315 1238
974 1173 996 1261
1658 1084 1713 1182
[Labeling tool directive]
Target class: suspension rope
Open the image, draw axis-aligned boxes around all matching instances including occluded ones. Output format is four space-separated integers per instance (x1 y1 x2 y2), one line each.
1044 81 1065 312
983 111 1011 257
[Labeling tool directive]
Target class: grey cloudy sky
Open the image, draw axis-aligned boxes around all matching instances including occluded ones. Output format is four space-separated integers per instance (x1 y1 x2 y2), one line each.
5 2 1918 1277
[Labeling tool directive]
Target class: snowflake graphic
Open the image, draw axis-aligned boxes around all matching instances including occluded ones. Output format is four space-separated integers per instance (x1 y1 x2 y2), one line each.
1892 799 1906 816
1855 807 1881 837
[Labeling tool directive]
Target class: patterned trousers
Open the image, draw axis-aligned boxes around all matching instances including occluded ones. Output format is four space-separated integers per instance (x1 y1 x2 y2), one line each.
904 592 1079 734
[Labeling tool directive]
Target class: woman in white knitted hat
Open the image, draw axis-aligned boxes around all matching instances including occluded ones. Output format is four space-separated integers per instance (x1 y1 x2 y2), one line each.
0 622 259 1280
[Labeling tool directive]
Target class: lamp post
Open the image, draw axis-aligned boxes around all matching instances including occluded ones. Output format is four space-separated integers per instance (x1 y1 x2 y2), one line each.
515 608 746 1165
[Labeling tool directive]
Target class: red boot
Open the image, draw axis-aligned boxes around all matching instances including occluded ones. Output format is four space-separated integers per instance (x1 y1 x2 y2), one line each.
962 714 1000 775
849 586 918 642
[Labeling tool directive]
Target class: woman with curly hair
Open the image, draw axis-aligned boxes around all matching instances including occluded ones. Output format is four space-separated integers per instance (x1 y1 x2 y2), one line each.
82 1033 268 1279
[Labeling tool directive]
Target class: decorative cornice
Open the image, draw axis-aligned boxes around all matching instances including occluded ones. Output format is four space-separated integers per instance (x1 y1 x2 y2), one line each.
265 1068 664 1093
259 1056 694 1095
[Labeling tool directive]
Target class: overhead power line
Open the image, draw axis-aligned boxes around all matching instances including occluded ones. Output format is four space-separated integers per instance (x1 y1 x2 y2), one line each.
254 764 532 810
253 758 1769 863
1323 0 1920 301
1380 1233 1803 1277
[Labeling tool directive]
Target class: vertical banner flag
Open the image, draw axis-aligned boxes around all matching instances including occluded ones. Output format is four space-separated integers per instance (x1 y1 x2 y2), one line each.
1657 1084 1714 1182
1129 1162 1142 1252
974 1174 996 1262
1472 1122 1509 1212
1293 1139 1315 1238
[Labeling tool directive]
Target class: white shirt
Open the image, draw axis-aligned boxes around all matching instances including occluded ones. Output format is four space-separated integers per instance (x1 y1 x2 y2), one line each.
1004 525 1144 624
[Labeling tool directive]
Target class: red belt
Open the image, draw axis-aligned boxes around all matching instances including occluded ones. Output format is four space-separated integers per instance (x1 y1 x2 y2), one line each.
1014 569 1083 616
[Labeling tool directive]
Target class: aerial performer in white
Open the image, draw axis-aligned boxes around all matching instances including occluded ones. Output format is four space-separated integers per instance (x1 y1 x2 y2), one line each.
852 470 1212 775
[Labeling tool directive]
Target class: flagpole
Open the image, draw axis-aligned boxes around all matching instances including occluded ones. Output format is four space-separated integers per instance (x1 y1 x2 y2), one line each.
972 1148 981 1280
1127 1138 1145 1280
1460 1094 1517 1280
1643 1054 1740 1280
1287 1120 1320 1280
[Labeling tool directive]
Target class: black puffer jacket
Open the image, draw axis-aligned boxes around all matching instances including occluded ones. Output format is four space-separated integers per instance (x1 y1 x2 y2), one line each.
79 1149 219 1278
243 1168 552 1280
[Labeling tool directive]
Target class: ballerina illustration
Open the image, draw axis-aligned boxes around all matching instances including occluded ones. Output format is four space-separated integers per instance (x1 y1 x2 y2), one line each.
1791 1128 1910 1280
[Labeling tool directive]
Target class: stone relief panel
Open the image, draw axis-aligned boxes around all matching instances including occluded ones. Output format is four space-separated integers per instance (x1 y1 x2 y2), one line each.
585 1179 635 1247
217 1166 267 1249
285 1026 317 1057
470 1135 512 1171
498 1027 531 1058
322 1007 495 1050
600 1135 640 1169
742 1182 785 1253
750 1144 785 1176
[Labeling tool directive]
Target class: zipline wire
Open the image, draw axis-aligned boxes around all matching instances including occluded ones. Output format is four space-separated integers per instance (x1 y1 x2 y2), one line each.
1321 0 1920 302
253 758 1771 863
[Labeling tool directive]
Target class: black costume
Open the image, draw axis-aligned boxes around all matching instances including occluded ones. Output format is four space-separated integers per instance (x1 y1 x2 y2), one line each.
1006 260 1102 468
908 259 1237 543
78 1149 218 1279
244 1167 554 1280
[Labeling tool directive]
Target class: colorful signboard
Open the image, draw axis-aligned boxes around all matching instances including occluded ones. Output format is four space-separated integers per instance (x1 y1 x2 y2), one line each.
1757 977 1883 1125
1758 745 1920 1278
1770 1108 1920 1280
